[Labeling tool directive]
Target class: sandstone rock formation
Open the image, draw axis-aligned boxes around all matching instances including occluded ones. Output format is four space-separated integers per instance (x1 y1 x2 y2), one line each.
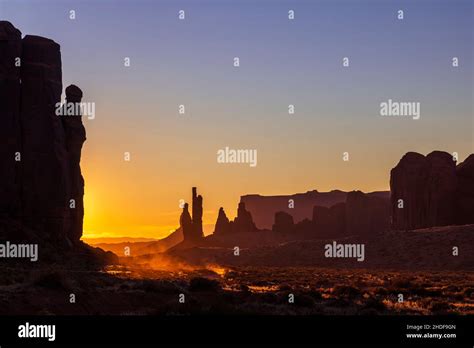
212 202 258 236
240 190 389 229
60 85 87 243
191 187 204 239
272 211 294 233
390 151 458 230
345 191 390 238
455 155 474 225
232 202 257 233
20 34 79 247
180 187 204 242
0 21 85 247
179 203 193 241
291 193 389 240
312 203 346 238
0 21 21 219
214 207 231 235
0 22 114 264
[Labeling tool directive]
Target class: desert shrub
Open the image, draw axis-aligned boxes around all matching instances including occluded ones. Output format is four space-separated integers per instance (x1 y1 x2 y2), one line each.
445 285 460 292
308 290 322 301
375 287 388 295
411 286 442 297
332 285 361 299
392 278 414 289
326 297 351 307
359 308 380 315
278 284 292 291
189 277 221 292
363 297 386 312
239 284 250 293
140 279 179 293
463 287 474 298
119 282 131 290
429 301 452 314
31 270 73 290
295 293 315 307
260 292 279 304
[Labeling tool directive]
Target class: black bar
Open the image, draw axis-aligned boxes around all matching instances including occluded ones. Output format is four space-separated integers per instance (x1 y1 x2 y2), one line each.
0 315 472 346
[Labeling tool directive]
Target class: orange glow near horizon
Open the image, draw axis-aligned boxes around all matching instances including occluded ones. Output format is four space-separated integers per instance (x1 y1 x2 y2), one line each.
79 147 394 241
79 135 474 241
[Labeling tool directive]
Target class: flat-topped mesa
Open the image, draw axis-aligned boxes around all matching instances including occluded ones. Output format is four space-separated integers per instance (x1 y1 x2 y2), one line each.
390 151 457 230
240 189 388 230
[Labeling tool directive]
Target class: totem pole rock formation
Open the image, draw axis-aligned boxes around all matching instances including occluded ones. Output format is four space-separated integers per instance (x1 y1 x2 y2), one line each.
0 21 87 248
62 85 86 243
179 203 193 241
180 187 204 242
192 187 204 239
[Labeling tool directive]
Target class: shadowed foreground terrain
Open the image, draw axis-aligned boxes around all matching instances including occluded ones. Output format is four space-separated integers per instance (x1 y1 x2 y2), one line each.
0 264 472 315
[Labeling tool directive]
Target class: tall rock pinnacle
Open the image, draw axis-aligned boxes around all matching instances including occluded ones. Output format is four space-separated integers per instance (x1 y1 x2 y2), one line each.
192 187 204 239
0 21 86 247
214 207 230 235
180 187 204 243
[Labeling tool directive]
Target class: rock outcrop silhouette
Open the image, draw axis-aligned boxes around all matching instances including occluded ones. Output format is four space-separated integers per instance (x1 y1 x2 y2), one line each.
20 34 70 245
0 21 115 264
180 187 204 243
62 85 87 243
455 155 474 225
240 190 390 230
312 203 346 238
272 211 294 233
345 191 390 238
191 187 204 239
294 192 388 239
0 22 21 224
180 203 193 241
212 202 258 236
214 207 231 235
390 151 468 230
232 202 257 233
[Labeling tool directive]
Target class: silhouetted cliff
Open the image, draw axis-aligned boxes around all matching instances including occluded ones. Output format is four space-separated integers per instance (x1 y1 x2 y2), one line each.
240 190 389 230
390 151 474 230
0 21 115 264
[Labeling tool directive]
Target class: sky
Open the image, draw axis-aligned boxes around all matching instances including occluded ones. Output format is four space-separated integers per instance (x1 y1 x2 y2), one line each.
1 0 473 239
